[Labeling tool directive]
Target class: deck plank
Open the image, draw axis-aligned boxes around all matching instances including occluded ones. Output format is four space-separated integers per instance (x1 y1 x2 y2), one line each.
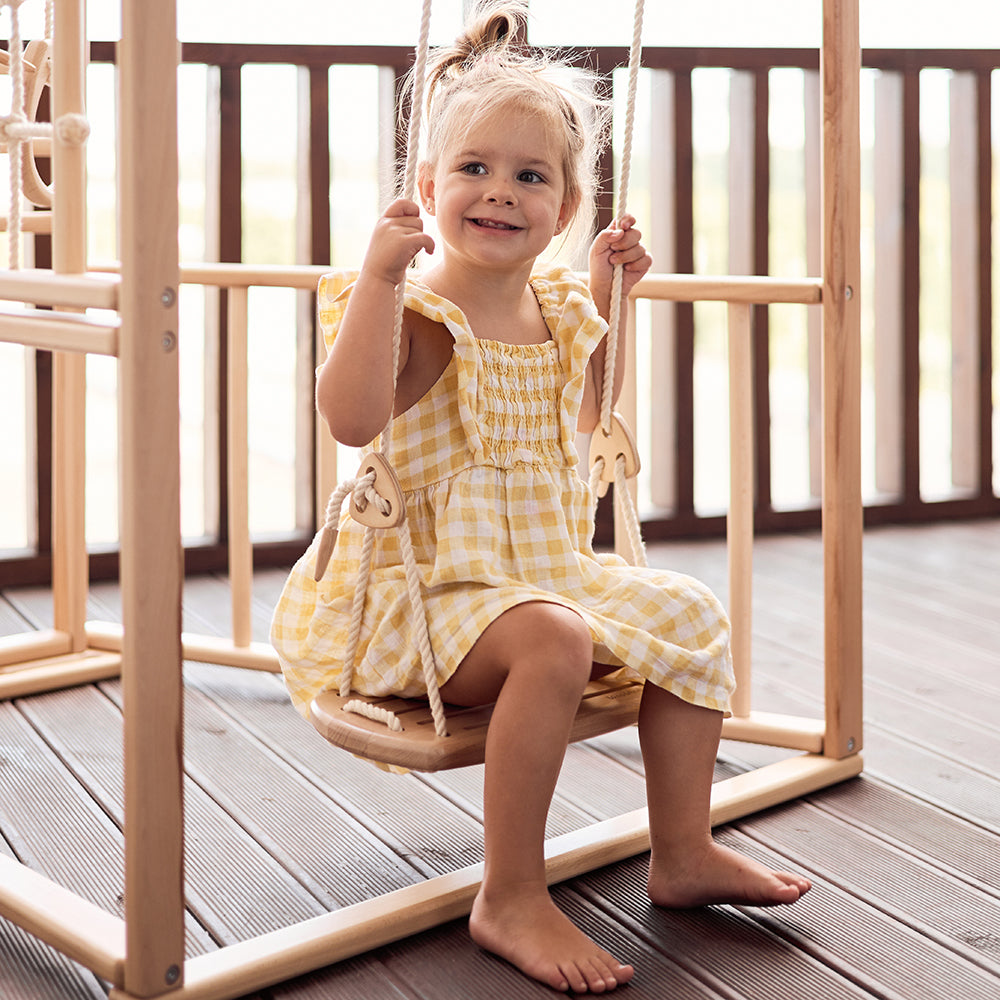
1 522 999 999
735 800 1000 971
15 684 324 948
0 839 108 1000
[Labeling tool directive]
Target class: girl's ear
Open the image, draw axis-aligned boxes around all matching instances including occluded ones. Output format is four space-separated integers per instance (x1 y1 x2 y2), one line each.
417 163 436 214
554 193 580 236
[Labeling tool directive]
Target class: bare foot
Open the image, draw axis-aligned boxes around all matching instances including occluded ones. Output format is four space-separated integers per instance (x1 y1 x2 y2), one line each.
469 884 635 993
648 840 812 909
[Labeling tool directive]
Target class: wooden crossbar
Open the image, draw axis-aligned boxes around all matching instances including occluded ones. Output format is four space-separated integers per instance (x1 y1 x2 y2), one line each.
0 307 119 354
0 269 119 309
105 753 864 1000
0 855 126 984
635 273 823 305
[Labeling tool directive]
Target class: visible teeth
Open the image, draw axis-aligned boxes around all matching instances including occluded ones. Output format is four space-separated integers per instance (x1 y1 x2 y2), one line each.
474 219 517 230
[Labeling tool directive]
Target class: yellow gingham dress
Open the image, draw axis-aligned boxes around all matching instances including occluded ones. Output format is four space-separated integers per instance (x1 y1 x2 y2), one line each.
271 265 734 720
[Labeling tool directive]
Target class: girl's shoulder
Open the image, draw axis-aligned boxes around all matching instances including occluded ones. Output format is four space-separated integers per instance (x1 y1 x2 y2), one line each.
317 269 473 350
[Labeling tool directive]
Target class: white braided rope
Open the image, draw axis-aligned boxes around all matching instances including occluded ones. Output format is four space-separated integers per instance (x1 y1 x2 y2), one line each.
588 456 605 500
589 0 647 570
344 699 404 733
599 0 644 435
340 525 376 697
5 0 26 270
614 453 647 567
325 0 448 740
588 453 646 567
382 0 433 443
2 0 85 268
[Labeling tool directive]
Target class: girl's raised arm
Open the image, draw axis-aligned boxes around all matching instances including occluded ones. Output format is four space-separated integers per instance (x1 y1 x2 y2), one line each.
317 198 435 447
579 216 652 433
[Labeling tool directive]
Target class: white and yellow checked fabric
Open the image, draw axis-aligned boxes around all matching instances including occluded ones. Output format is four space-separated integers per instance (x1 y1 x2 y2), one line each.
270 265 734 720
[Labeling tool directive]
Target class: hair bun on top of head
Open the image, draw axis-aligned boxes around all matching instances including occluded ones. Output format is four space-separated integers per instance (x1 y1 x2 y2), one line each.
430 0 526 88
411 0 610 261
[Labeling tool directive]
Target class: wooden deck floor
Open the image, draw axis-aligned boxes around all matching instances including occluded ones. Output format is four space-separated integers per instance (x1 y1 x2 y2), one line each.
1 520 999 999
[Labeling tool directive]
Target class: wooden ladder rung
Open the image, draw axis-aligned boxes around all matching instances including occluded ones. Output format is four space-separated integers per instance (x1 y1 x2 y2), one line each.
310 672 645 772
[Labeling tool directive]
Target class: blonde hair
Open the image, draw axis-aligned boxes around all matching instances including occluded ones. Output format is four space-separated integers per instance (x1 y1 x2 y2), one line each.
405 0 610 258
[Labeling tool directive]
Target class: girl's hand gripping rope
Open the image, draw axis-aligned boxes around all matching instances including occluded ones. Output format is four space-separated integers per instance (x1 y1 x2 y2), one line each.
362 198 436 287
587 213 652 306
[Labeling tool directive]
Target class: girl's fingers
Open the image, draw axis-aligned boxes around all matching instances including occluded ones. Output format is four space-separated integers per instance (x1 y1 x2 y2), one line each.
384 196 422 218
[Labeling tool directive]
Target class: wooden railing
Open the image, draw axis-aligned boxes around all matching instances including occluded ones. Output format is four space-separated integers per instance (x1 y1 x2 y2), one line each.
1 41 997 587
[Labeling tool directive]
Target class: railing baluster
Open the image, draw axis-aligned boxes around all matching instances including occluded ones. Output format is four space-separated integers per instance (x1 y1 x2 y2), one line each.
649 68 677 513
874 70 905 500
227 286 252 648
949 71 980 493
727 302 754 718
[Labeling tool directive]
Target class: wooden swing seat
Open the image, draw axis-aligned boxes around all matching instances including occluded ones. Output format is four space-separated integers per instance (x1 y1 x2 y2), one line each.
310 670 645 772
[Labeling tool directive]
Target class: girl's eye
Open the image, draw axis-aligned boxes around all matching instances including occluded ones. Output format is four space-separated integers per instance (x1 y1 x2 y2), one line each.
518 170 544 184
461 163 487 176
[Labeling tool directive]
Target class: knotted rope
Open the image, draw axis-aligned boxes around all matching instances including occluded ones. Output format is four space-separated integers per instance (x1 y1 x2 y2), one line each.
319 0 448 738
589 0 648 568
598 0 644 435
2 0 90 268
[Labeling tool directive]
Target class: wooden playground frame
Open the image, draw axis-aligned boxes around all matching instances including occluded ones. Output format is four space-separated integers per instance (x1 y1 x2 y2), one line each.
0 1 862 997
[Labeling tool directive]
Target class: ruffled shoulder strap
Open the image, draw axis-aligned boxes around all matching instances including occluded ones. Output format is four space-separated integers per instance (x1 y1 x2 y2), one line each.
318 270 476 351
316 269 482 452
529 265 608 452
530 264 608 373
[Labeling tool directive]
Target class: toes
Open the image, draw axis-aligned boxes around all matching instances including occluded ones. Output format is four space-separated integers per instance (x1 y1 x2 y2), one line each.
555 955 632 994
776 870 813 899
556 962 587 994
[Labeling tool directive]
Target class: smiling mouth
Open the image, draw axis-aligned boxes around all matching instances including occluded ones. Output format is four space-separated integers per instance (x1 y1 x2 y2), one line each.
470 218 521 231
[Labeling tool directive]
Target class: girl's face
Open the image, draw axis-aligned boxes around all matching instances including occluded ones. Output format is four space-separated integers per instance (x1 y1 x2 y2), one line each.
419 102 577 274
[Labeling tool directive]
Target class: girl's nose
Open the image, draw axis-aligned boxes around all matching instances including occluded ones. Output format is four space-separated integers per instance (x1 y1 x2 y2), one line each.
486 182 516 207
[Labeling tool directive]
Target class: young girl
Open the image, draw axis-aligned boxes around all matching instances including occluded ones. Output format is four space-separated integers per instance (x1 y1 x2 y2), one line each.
272 1 811 992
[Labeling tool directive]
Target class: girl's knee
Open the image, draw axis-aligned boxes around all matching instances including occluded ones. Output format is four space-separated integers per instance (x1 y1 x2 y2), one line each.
446 602 593 707
508 603 593 689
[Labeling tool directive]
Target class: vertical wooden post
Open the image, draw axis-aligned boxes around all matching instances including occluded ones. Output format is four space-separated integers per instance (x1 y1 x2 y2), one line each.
50 0 89 649
821 0 863 759
118 0 185 994
613 299 640 559
727 303 754 718
227 286 252 648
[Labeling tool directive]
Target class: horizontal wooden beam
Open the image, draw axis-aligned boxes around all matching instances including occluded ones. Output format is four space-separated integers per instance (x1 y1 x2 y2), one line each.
0 309 118 355
0 211 53 233
722 711 826 753
0 628 72 667
107 754 862 1000
0 649 121 699
635 273 823 305
0 270 120 309
92 260 329 291
181 262 329 290
0 855 126 986
86 621 280 672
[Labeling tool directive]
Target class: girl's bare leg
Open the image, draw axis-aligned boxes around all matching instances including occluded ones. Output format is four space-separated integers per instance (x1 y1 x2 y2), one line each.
638 682 812 907
441 603 634 994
